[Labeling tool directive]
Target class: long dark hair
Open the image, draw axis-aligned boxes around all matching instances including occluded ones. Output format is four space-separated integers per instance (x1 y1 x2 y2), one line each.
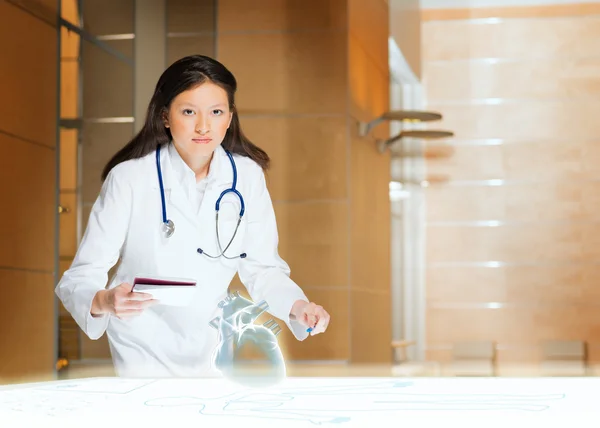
101 55 269 181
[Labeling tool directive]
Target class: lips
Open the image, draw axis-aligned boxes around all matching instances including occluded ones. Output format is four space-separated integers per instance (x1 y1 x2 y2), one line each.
193 138 212 144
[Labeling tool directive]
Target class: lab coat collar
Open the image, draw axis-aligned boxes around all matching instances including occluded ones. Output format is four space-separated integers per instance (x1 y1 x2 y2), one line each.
158 143 231 192
155 143 233 225
166 142 222 188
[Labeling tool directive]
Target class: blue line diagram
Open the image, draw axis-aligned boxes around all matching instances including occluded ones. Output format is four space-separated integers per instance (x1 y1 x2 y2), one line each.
143 380 567 425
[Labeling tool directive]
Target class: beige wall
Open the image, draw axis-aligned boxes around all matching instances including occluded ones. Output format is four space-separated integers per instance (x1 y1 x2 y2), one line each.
0 0 58 382
221 0 392 363
390 0 421 78
421 2 600 366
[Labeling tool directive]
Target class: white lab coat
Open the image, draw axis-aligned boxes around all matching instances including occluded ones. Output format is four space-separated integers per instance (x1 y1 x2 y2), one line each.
55 143 309 378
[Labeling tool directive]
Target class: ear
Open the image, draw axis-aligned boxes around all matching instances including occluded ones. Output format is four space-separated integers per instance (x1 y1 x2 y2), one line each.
162 110 170 128
227 107 234 129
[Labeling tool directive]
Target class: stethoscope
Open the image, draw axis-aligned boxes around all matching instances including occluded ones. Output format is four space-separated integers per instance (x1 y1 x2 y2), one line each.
156 144 247 259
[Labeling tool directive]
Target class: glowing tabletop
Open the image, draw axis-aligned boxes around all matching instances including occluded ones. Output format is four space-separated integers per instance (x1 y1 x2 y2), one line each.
0 376 598 427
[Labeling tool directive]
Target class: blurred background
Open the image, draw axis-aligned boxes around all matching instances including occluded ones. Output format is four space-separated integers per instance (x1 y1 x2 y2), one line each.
1 0 600 383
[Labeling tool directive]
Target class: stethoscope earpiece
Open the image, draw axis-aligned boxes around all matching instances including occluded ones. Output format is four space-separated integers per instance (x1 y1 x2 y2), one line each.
197 248 247 259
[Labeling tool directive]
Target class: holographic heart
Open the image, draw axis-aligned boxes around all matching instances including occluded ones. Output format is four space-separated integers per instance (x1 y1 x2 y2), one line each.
209 291 286 388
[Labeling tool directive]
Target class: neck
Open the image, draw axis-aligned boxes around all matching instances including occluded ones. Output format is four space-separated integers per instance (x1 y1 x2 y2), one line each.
190 154 213 182
175 146 213 182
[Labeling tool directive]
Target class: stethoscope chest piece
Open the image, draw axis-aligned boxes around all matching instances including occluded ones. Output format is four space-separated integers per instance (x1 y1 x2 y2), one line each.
162 219 175 239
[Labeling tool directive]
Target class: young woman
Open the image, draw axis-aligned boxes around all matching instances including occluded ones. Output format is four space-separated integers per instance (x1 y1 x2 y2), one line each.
56 55 330 378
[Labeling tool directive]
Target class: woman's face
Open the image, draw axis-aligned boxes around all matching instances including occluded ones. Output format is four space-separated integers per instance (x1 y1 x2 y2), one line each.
164 81 233 161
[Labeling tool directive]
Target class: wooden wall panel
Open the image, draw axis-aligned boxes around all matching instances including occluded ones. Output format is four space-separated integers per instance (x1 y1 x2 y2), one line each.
167 36 215 65
218 0 391 363
349 121 390 293
351 289 392 362
0 0 57 382
241 116 348 202
348 35 390 122
274 202 349 288
0 271 55 383
81 0 134 35
348 0 391 363
166 0 215 33
0 1 57 147
0 134 55 272
218 32 348 115
217 0 347 32
348 0 389 72
218 0 350 361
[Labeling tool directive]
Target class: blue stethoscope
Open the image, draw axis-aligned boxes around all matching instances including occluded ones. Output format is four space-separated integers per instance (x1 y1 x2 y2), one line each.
156 144 247 259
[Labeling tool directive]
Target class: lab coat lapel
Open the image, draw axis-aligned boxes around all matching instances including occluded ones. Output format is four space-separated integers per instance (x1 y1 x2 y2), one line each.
196 146 233 240
156 145 198 226
158 144 234 236
169 183 197 225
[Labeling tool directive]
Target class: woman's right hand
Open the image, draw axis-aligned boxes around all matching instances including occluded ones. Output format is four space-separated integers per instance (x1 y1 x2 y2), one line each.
91 283 157 319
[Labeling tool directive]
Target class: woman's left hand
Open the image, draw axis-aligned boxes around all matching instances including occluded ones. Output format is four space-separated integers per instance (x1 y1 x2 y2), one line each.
291 300 330 336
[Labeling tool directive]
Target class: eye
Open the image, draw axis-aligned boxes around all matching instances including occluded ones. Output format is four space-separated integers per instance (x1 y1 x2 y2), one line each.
212 109 223 116
183 109 194 115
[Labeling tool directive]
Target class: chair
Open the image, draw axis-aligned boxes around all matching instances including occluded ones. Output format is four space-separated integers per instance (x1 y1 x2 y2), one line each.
450 341 496 376
391 340 416 363
390 340 441 376
540 340 587 376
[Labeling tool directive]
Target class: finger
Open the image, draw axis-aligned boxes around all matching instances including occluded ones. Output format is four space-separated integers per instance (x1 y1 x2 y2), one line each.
139 299 159 308
117 282 134 292
309 308 329 335
304 313 318 329
128 291 155 301
115 299 156 311
313 313 330 334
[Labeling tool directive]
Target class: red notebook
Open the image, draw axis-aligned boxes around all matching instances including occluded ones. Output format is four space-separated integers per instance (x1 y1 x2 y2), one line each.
133 277 197 287
132 276 197 306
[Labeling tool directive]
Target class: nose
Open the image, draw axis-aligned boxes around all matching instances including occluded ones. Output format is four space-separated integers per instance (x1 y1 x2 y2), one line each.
196 113 210 134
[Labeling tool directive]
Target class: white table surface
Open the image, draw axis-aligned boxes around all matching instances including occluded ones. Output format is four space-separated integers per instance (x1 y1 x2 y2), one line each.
0 376 598 427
